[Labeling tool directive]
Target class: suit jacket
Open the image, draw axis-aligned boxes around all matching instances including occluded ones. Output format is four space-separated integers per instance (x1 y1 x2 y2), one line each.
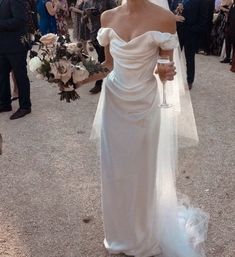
170 0 208 34
227 4 235 40
0 0 27 54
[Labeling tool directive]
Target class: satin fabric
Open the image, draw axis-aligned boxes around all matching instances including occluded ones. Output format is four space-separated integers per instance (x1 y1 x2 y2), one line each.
96 28 179 257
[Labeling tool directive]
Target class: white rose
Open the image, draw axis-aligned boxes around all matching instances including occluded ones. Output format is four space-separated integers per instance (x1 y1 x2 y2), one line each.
40 33 58 46
65 43 80 54
29 57 42 72
36 74 44 80
72 63 89 83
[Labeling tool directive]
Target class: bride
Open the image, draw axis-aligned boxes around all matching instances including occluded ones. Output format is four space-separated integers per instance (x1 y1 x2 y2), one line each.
79 0 209 256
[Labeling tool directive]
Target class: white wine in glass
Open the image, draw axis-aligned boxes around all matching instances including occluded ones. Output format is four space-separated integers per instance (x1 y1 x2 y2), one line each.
157 56 172 108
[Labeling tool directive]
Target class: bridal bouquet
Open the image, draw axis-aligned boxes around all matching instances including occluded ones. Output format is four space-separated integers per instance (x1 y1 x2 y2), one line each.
28 33 105 102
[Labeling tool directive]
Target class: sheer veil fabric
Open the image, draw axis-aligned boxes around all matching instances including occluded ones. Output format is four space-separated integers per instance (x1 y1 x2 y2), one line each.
90 0 209 256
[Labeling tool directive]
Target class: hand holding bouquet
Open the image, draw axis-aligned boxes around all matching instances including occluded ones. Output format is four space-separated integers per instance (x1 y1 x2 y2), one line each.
29 33 106 102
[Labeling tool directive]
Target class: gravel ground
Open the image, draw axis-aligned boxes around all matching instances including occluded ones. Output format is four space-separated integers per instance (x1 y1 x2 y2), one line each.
0 54 234 257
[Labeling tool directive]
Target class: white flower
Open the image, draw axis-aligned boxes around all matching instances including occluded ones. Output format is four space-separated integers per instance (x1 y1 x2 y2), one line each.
36 74 44 80
40 33 58 46
65 43 80 54
29 57 42 72
72 63 89 83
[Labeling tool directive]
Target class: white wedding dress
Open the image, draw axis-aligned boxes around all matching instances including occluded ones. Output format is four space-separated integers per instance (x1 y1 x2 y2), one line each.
92 25 209 257
97 28 178 257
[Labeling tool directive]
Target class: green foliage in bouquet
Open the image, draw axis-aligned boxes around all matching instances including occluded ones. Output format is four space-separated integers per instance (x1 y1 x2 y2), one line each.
38 59 51 79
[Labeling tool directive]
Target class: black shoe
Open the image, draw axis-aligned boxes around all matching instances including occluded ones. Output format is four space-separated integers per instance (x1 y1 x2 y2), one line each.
188 83 193 90
0 105 12 113
89 84 102 94
220 58 230 64
11 96 19 102
10 108 31 120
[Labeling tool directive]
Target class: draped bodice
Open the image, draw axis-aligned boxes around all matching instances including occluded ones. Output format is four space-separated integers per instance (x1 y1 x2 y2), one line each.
97 27 178 100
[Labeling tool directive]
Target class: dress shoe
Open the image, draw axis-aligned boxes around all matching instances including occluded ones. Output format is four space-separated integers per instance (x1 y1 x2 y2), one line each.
220 58 230 64
0 105 12 113
10 108 31 120
11 96 19 102
89 84 102 94
188 83 193 90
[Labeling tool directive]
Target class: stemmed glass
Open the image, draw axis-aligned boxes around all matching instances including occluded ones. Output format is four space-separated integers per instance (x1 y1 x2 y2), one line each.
157 56 172 108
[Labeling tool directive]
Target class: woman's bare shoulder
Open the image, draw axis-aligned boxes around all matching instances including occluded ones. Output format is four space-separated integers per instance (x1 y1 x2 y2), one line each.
149 3 176 34
101 6 122 27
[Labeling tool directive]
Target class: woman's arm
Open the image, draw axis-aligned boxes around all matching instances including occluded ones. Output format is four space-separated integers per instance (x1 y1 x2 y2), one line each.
76 45 113 87
45 1 58 16
69 6 83 15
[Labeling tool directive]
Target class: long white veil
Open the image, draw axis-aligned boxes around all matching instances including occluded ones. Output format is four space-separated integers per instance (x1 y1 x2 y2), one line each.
119 1 209 257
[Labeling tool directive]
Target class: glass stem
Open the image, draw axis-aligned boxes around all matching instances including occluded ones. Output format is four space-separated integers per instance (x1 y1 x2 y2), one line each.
162 81 167 105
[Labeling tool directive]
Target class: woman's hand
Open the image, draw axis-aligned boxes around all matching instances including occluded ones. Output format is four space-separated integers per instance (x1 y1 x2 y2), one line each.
175 15 185 22
165 62 177 81
155 62 176 81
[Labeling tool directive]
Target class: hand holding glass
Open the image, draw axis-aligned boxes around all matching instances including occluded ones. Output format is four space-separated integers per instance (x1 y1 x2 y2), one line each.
157 56 172 108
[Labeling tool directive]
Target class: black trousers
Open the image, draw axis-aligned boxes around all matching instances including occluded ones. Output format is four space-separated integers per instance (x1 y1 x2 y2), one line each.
225 32 233 60
0 52 31 109
177 27 199 84
92 39 105 87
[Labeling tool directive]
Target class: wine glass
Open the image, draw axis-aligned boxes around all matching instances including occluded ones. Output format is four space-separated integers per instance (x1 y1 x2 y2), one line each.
157 56 172 108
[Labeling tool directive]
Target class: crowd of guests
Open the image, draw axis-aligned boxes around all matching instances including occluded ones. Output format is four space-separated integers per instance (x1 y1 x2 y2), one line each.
0 0 234 120
198 0 235 71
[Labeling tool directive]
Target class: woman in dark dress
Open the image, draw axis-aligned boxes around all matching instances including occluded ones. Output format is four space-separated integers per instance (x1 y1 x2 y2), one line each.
55 0 69 35
210 0 233 55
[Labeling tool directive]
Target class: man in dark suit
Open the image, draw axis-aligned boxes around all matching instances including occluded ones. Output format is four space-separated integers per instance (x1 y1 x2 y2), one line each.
169 0 208 89
198 0 216 55
0 0 31 120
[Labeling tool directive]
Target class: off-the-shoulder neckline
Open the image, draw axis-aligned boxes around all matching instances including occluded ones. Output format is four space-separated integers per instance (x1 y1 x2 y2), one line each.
99 27 176 44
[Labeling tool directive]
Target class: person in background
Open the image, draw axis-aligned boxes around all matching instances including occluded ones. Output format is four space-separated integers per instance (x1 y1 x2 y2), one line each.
227 1 235 71
85 0 117 94
198 0 215 55
170 0 208 90
56 0 69 35
37 0 58 35
70 0 83 41
210 0 233 56
11 0 38 102
0 0 32 120
220 0 234 63
70 0 92 42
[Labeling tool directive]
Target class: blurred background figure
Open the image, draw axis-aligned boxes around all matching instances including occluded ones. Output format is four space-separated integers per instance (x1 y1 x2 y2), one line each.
70 0 84 41
220 0 234 63
197 0 215 55
37 0 58 35
11 0 38 102
70 0 91 42
84 0 117 94
210 0 233 56
55 0 69 35
0 0 31 120
228 1 235 71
